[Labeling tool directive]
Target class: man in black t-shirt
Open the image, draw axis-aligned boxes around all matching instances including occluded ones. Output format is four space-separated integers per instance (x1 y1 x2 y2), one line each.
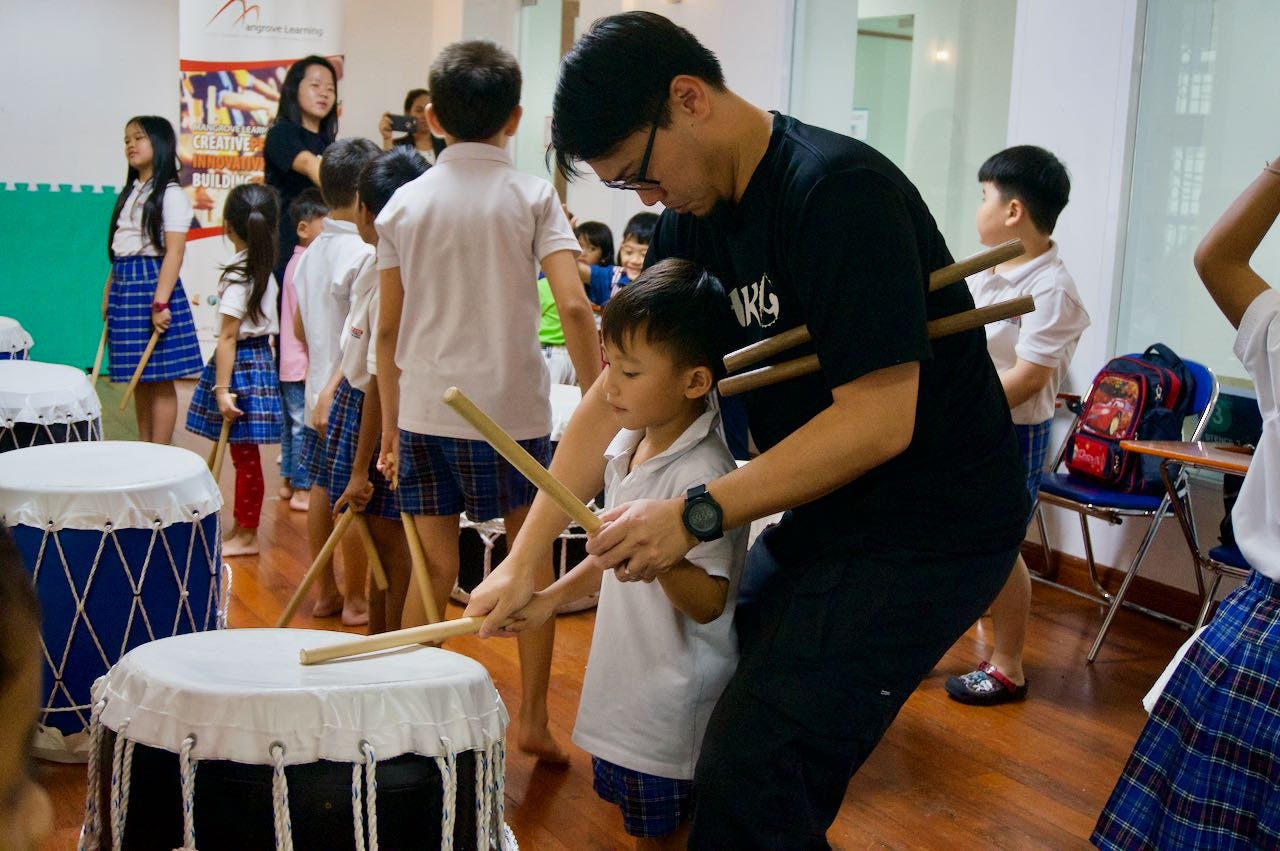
465 12 1028 848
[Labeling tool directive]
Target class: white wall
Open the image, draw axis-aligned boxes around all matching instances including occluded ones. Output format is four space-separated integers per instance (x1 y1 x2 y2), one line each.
341 0 436 147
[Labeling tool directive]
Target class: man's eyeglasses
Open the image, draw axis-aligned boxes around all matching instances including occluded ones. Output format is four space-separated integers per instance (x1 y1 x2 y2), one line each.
601 101 664 191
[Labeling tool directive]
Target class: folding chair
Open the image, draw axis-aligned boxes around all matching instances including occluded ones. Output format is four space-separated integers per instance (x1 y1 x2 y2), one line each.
1032 353 1218 662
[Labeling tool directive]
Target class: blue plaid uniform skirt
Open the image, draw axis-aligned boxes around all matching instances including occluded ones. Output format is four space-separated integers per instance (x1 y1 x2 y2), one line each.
397 430 549 521
325 379 398 519
592 756 694 838
299 425 330 494
185 335 283 445
107 256 204 382
1093 570 1280 850
1017 419 1053 509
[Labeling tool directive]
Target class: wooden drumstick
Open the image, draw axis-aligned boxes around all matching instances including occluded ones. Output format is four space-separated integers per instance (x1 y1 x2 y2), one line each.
90 326 108 386
208 394 236 480
722 239 1025 373
443 387 602 533
300 616 485 665
354 513 388 592
118 330 160 410
276 510 356 627
717 295 1035 397
401 512 441 624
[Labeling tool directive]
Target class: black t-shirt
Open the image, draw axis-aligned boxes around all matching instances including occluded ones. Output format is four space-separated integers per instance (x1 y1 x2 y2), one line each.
264 119 328 266
649 113 1028 561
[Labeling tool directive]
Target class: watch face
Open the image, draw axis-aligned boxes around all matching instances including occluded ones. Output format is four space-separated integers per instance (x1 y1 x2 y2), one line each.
688 501 719 534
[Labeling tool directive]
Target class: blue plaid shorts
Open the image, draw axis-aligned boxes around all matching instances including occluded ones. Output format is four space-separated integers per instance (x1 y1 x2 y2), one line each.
1016 419 1053 510
299 424 330 494
325 379 398 519
592 757 694 838
107 256 204 382
1094 570 1280 850
185 335 282 445
396 430 549 520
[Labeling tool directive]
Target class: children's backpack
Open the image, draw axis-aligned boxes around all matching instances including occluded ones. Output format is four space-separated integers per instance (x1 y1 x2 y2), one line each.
1064 343 1196 494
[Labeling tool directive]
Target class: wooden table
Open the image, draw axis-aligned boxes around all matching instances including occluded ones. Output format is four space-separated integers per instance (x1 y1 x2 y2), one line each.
1120 439 1254 627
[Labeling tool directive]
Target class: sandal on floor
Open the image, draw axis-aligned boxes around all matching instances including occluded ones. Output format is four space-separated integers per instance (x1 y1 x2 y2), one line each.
945 661 1028 706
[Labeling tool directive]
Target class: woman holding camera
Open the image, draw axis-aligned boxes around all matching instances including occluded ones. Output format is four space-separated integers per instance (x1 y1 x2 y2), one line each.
378 88 444 163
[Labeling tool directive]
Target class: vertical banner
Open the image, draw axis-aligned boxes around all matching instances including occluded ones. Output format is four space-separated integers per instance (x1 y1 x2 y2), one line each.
179 0 344 353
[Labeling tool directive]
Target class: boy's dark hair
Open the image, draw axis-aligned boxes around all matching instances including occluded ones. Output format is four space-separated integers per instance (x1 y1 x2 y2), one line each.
403 87 430 114
978 145 1071 235
601 258 729 381
552 12 725 180
574 221 614 267
359 147 430 217
429 41 521 142
0 526 40 690
319 138 382 208
621 212 659 247
288 187 328 231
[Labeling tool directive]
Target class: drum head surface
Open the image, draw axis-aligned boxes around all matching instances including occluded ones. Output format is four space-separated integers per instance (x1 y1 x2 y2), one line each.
95 628 508 764
0 360 99 425
0 441 221 530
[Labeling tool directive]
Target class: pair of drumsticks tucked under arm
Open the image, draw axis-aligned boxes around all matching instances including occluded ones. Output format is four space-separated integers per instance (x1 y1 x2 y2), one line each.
300 240 1035 664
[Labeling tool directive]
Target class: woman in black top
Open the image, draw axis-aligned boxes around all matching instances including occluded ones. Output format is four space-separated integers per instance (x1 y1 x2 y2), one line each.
264 55 338 282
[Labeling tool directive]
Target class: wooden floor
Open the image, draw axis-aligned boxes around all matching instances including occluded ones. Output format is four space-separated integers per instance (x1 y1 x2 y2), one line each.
39 381 1189 850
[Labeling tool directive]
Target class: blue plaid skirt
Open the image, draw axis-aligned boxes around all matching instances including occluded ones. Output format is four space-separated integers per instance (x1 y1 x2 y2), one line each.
1017 419 1053 508
326 379 398 519
107 256 204 382
185 335 283 444
592 756 693 838
1093 570 1280 850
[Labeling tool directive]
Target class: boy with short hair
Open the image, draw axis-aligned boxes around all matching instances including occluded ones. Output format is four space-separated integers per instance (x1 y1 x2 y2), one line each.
294 136 381 623
946 145 1090 705
328 146 430 634
511 258 747 850
278 188 328 512
578 211 658 307
374 40 600 760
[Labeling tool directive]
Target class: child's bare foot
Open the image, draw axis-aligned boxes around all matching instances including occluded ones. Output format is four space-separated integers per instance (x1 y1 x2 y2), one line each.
289 491 310 512
278 482 294 500
311 592 344 618
516 720 570 765
222 531 259 557
341 597 370 627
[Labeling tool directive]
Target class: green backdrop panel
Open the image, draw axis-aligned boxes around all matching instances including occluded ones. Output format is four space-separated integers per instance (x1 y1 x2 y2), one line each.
0 183 117 369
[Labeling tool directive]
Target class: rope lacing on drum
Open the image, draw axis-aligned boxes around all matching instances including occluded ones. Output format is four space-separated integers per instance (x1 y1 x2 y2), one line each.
270 741 295 851
493 739 507 849
43 521 113 730
352 740 379 851
178 734 199 850
76 699 106 851
433 737 457 851
475 745 491 851
109 720 135 851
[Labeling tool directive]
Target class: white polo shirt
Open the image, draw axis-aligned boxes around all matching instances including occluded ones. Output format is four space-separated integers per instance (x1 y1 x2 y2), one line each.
111 180 192 257
572 407 747 780
293 218 374 420
218 250 279 338
1232 288 1280 581
339 259 378 393
375 142 580 440
968 243 1090 424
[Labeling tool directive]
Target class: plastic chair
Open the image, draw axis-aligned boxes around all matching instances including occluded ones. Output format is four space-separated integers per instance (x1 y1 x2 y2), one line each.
1032 354 1218 662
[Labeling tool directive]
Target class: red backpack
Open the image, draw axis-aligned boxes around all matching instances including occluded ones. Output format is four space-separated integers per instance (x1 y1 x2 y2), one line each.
1064 344 1196 494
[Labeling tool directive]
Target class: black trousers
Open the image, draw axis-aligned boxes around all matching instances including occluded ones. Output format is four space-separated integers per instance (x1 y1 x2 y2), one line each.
688 538 1019 850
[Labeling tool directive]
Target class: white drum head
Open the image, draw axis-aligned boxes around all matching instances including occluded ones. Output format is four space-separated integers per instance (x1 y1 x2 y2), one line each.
0 441 221 530
94 629 508 765
0 360 99 426
0 316 34 356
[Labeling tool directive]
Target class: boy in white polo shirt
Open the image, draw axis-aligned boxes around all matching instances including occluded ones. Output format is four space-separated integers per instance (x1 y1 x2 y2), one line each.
293 137 381 624
946 145 1090 705
509 259 746 849
374 40 600 761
